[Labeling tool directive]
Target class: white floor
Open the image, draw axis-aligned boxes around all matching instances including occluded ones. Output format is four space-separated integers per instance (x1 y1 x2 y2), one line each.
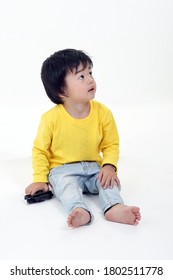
0 102 173 260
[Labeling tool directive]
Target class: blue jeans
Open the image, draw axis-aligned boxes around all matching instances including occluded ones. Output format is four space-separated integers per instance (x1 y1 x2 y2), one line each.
48 162 124 220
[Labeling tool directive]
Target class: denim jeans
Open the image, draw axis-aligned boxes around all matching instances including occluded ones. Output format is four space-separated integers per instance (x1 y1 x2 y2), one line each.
48 162 124 219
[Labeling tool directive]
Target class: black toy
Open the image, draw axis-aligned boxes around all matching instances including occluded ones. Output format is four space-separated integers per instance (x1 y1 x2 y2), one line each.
24 190 53 204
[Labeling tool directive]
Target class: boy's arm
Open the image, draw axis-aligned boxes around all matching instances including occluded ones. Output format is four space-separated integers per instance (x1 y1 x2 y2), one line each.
25 115 52 195
100 109 119 169
99 110 120 188
32 115 52 183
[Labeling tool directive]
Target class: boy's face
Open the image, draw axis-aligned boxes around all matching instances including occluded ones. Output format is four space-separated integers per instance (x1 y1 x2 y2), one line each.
63 63 96 103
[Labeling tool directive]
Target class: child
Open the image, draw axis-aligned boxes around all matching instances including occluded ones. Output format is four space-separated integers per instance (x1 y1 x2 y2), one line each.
25 49 141 227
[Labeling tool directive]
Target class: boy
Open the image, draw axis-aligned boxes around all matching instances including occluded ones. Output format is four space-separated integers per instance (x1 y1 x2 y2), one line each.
25 49 141 227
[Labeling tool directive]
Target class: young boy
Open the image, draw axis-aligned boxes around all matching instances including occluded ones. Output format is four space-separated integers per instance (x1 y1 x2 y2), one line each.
25 49 141 227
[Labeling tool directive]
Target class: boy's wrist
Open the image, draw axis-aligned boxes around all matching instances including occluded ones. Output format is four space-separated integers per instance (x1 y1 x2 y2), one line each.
102 164 117 172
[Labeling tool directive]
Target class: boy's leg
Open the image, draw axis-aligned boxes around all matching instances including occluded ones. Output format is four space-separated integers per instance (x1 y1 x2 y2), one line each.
83 162 141 225
81 162 124 210
95 180 123 212
48 164 93 227
98 183 141 225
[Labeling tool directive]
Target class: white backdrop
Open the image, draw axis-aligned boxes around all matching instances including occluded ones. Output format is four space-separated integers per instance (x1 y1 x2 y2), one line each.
0 0 173 158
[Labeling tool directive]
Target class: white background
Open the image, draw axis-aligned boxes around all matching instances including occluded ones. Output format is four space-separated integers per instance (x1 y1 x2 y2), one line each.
0 0 173 262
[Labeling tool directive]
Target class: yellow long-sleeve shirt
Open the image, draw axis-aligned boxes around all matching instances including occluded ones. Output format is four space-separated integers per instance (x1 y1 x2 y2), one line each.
32 100 119 182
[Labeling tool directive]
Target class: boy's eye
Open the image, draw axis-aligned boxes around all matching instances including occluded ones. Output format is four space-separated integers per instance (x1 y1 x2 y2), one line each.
79 75 84 80
89 71 92 76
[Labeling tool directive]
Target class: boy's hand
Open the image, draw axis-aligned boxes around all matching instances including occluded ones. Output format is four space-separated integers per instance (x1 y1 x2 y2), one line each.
98 165 121 189
25 182 49 196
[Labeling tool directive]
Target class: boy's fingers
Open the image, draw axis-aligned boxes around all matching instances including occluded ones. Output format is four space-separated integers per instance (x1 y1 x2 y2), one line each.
115 177 121 187
102 175 112 189
98 169 121 189
98 170 103 182
25 182 48 196
31 188 38 195
25 186 32 195
110 177 115 188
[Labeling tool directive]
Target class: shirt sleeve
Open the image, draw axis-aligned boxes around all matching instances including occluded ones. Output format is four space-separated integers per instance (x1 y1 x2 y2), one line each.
100 109 119 170
32 115 52 182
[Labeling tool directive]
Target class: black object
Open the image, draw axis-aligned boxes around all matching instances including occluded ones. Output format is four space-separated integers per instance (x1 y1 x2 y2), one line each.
24 190 53 204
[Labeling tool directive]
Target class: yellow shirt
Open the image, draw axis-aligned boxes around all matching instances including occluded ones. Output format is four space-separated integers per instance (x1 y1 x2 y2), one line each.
32 100 119 182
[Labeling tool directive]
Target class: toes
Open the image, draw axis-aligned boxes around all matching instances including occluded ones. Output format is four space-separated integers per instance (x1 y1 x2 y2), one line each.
67 208 91 228
133 209 141 224
132 206 140 213
131 207 141 222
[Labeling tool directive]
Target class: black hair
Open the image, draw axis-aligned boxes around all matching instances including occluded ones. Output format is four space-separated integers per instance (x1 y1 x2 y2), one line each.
41 49 93 104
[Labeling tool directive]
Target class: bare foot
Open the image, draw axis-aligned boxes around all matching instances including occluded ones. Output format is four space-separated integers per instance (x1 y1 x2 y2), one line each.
105 204 141 225
67 208 91 228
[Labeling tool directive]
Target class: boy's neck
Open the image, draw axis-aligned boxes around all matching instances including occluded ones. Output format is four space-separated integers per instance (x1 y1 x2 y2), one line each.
63 101 91 119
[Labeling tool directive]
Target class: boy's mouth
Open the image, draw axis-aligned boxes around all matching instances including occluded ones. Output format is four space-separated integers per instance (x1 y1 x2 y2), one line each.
88 87 95 92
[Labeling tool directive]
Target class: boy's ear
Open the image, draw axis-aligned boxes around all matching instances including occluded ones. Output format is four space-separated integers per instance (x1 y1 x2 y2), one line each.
60 90 69 98
60 86 68 96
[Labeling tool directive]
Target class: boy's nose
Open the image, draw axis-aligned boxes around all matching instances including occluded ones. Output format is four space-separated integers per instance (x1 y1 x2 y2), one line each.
88 75 94 84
